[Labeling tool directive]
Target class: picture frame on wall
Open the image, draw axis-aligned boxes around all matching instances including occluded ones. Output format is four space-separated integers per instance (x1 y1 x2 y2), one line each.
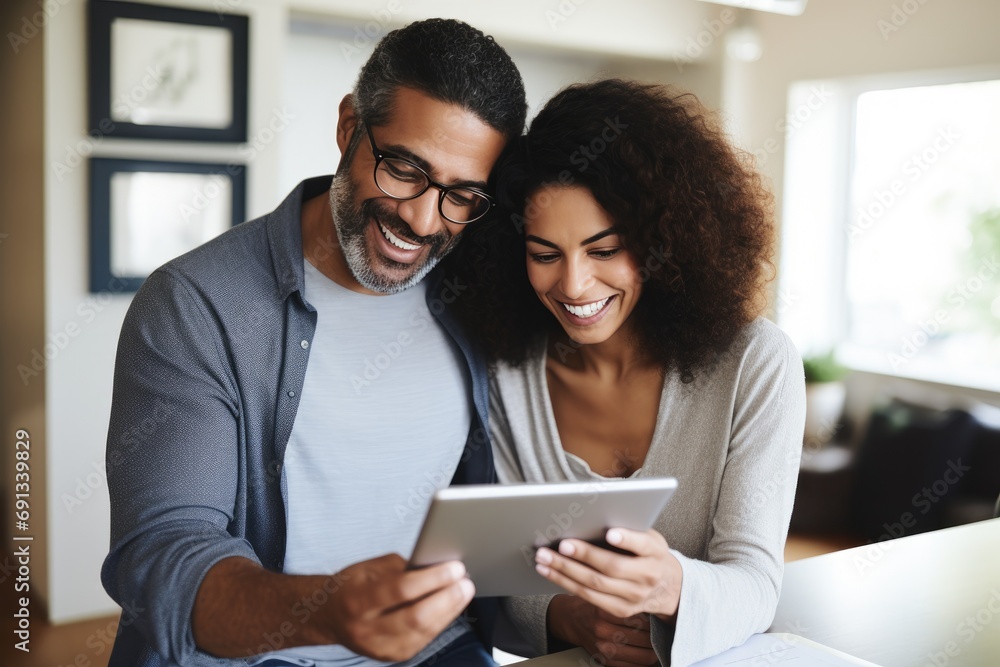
89 157 246 293
88 0 249 142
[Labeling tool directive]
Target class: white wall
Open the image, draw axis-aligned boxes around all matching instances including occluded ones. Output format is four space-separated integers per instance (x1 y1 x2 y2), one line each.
289 0 714 61
36 0 715 624
278 20 357 197
43 0 289 623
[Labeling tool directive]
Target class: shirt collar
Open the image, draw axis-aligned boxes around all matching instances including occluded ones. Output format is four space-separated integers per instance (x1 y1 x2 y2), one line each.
266 175 468 320
266 175 333 301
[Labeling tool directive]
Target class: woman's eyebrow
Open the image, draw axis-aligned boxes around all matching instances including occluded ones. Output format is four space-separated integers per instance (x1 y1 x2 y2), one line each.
525 226 622 250
525 235 558 249
580 227 621 245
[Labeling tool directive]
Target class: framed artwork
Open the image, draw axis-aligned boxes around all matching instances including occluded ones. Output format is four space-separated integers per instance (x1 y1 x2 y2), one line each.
88 0 249 142
89 157 246 293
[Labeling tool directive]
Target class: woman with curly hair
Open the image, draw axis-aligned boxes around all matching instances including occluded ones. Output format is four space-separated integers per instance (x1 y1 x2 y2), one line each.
448 79 806 665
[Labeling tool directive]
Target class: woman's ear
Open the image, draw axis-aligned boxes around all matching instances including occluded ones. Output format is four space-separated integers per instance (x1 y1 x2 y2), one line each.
336 94 358 155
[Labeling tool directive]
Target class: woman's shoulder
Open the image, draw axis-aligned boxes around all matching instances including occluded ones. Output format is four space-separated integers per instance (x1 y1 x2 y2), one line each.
731 317 800 359
694 317 803 387
725 317 806 392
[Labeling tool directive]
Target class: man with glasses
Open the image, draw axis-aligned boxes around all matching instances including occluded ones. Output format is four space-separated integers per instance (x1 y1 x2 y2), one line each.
101 19 526 667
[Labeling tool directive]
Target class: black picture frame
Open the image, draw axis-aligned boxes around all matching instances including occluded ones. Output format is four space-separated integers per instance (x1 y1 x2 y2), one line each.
89 157 246 293
88 0 249 142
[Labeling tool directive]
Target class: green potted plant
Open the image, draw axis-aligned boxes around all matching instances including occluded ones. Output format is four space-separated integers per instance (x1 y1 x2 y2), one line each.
802 351 848 446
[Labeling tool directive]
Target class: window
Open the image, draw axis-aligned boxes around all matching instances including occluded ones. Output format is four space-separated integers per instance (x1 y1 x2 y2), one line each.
779 69 1000 391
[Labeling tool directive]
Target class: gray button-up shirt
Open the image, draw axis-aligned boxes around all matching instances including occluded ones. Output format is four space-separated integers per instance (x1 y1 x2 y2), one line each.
101 176 495 667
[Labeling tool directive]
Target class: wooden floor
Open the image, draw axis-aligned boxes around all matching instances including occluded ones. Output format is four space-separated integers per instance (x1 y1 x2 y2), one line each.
1 532 864 667
783 531 864 562
1 595 121 667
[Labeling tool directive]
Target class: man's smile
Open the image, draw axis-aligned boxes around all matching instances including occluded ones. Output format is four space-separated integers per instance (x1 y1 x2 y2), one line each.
378 220 423 251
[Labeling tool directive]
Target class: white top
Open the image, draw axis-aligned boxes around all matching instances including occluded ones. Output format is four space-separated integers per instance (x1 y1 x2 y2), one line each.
273 261 473 666
489 318 806 666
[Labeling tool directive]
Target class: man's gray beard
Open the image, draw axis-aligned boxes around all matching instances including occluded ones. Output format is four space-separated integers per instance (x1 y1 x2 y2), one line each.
328 172 452 294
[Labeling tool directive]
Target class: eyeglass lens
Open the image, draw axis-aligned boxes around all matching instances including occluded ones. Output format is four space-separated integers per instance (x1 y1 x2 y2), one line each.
375 158 491 223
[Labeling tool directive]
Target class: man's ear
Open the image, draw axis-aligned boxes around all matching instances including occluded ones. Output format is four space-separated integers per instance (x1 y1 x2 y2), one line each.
336 94 358 155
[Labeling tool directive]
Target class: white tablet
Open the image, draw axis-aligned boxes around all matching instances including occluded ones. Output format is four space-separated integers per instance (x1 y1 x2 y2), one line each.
408 477 677 597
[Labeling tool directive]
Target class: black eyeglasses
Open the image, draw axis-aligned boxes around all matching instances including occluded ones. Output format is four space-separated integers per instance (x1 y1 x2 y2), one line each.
365 125 495 224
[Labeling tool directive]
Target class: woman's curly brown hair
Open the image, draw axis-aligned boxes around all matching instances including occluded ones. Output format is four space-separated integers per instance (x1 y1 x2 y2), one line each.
445 78 775 381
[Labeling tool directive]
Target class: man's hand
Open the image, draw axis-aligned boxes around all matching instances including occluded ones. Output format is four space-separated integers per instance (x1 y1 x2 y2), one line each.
547 594 659 667
321 554 475 661
192 554 474 661
535 528 682 621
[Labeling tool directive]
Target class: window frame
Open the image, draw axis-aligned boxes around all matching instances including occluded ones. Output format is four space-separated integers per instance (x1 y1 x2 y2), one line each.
777 64 1000 393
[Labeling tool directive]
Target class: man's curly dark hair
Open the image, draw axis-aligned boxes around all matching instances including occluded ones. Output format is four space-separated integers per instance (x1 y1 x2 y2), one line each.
353 18 527 138
446 78 775 381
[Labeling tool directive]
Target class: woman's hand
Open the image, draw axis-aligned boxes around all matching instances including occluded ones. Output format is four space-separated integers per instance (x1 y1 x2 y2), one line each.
547 594 659 667
535 528 683 621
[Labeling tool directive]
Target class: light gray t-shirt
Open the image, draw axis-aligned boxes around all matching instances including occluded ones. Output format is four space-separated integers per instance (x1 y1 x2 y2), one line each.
262 261 473 667
490 318 806 666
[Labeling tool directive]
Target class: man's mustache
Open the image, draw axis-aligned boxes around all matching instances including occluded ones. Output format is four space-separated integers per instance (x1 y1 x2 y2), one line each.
362 199 450 248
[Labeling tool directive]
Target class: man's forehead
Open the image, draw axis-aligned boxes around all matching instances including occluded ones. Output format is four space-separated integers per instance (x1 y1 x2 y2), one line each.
379 87 480 131
374 87 506 180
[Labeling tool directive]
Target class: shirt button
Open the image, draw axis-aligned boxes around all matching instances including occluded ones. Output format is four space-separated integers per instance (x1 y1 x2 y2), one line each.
287 390 295 397
300 340 309 349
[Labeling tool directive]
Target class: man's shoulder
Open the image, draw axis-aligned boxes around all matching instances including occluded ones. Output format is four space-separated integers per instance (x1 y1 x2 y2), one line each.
165 213 276 283
152 176 327 295
124 215 276 322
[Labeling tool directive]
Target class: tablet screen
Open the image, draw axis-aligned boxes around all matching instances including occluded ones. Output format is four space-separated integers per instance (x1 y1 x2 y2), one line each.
409 477 677 597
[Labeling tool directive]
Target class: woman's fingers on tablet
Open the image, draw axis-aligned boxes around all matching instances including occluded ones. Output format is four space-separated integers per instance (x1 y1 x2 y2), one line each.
535 551 646 616
553 538 652 584
606 528 668 558
558 574 643 619
538 531 681 618
579 538 633 572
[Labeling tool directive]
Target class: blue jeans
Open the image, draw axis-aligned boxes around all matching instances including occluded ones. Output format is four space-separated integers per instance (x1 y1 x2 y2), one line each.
250 631 497 667
414 631 497 667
